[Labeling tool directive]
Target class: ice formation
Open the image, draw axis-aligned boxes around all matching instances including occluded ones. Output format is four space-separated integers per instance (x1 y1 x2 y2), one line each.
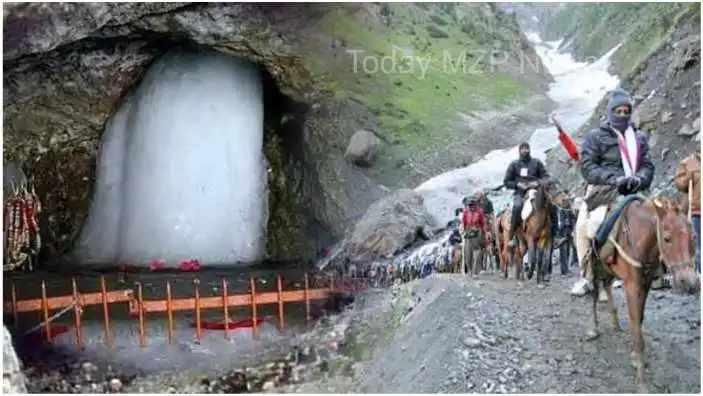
73 47 267 266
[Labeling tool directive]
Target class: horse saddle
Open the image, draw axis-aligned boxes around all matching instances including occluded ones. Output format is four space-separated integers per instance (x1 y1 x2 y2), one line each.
521 189 537 221
591 195 646 262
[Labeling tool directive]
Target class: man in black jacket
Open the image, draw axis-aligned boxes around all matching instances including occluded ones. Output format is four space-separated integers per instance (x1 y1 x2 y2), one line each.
570 88 655 296
503 141 550 247
554 195 577 275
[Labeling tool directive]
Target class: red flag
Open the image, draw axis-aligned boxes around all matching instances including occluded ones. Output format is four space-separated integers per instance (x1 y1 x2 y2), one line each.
552 116 580 161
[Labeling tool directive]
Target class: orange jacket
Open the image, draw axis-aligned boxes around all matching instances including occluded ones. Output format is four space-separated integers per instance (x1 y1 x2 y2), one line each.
674 152 701 216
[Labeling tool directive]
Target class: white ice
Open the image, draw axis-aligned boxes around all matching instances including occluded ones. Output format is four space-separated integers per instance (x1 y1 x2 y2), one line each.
415 34 622 227
73 48 267 267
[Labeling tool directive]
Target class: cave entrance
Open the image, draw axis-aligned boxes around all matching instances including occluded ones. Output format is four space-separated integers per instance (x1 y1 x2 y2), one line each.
3 41 323 275
66 44 318 270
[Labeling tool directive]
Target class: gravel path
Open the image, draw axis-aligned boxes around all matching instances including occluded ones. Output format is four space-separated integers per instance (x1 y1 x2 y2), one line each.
301 273 700 394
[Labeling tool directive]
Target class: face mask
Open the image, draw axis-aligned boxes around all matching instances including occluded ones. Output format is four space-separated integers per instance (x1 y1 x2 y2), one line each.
606 89 633 132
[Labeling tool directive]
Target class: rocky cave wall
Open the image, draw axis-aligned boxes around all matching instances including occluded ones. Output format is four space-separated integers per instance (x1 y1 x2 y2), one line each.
3 3 552 264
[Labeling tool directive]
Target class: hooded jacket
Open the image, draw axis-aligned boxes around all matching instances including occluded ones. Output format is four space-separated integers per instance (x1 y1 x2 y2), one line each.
579 122 655 189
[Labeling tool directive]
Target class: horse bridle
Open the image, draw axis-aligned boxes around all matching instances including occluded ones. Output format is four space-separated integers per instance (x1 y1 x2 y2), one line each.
609 198 684 270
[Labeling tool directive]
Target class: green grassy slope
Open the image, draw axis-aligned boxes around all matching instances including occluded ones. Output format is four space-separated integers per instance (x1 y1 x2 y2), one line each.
542 3 699 76
307 3 538 151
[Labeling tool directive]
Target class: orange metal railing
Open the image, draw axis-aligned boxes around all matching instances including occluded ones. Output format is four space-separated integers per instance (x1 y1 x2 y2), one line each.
4 272 370 350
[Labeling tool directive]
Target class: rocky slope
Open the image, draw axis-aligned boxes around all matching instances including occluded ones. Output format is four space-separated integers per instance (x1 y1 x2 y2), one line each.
542 3 699 76
3 3 553 264
540 5 701 194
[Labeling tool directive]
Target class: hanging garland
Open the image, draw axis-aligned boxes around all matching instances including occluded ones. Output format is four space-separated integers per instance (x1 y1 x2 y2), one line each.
3 183 41 272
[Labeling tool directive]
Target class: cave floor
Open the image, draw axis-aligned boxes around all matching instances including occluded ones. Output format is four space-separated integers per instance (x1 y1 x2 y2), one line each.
5 265 323 379
3 264 319 350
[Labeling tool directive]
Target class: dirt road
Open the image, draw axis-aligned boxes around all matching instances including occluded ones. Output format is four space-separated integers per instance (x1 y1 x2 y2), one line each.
299 273 701 394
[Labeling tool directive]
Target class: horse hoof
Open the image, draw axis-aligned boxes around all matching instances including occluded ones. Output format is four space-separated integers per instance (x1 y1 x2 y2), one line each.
537 284 546 290
585 330 600 341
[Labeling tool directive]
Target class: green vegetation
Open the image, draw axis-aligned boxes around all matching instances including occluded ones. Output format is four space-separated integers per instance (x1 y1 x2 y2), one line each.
306 4 531 151
543 3 699 76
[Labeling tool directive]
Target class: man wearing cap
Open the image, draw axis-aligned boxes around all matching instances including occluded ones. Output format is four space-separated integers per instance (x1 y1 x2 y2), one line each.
570 88 655 297
503 141 550 247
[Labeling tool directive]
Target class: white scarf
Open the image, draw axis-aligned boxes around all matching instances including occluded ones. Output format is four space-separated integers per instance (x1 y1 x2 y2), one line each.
613 126 640 177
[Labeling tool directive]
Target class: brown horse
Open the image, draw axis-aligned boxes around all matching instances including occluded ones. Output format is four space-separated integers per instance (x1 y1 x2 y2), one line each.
519 179 556 284
496 207 526 279
586 196 698 393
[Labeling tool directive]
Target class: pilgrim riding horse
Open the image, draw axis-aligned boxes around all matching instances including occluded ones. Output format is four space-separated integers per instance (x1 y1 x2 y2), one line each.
583 194 698 393
518 178 556 284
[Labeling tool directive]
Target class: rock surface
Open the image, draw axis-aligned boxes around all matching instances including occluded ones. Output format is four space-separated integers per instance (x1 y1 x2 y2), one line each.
3 3 553 263
3 325 27 394
341 189 437 263
344 130 380 168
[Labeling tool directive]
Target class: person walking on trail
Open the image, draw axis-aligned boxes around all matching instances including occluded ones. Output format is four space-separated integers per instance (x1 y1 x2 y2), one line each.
462 196 490 275
503 141 550 247
570 88 655 297
675 150 701 274
475 190 500 266
554 194 577 275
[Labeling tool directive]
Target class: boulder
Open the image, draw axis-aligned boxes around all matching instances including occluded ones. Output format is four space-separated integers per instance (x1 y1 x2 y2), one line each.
344 189 436 261
668 34 701 74
3 326 27 394
678 122 697 136
344 130 381 168
632 96 664 130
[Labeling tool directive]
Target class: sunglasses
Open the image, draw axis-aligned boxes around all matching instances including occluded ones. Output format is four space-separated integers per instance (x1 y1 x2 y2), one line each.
614 105 631 116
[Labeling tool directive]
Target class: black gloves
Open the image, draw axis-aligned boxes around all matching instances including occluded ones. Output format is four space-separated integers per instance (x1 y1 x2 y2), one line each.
615 175 642 195
615 176 629 194
627 176 642 192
